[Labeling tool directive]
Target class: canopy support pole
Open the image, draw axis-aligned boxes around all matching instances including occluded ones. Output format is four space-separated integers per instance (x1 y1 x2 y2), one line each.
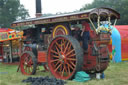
108 16 111 28
114 19 117 27
97 16 100 28
9 40 12 63
89 18 97 33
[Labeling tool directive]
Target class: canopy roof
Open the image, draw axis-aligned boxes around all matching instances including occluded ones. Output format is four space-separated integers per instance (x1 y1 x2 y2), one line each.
0 28 23 42
11 7 120 27
0 28 13 32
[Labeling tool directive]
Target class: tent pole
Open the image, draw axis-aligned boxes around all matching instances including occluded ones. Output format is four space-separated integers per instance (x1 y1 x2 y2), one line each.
9 40 12 63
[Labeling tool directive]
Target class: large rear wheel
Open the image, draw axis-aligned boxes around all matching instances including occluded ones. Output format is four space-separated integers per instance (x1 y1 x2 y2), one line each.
48 35 83 80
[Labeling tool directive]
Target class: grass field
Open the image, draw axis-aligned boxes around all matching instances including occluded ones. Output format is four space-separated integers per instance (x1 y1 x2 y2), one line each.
0 62 128 85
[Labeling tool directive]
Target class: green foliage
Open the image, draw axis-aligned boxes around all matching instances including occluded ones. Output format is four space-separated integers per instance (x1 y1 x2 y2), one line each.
80 0 128 25
0 0 29 28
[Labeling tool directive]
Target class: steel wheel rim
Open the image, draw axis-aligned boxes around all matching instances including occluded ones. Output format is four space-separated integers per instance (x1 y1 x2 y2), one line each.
20 53 33 75
48 37 77 80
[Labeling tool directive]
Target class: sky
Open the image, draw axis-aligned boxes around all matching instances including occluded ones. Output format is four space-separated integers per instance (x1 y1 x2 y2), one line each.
20 0 93 18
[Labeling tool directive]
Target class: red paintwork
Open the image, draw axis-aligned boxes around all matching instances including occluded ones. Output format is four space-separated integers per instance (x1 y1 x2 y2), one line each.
82 22 91 31
38 51 47 63
82 30 110 72
108 44 112 53
0 43 3 61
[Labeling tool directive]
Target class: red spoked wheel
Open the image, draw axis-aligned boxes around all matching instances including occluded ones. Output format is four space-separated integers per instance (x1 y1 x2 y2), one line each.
20 51 37 75
48 35 83 80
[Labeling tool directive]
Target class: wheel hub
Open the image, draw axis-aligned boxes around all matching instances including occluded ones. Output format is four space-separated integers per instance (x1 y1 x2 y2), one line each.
24 62 28 65
59 53 67 63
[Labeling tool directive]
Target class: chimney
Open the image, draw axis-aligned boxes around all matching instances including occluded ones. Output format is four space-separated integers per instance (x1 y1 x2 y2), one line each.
36 0 42 17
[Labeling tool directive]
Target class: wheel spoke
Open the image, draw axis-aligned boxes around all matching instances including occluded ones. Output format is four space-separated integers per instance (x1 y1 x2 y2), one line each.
67 65 71 75
62 39 66 52
64 42 70 53
55 45 60 53
50 59 59 63
70 61 76 67
54 61 60 67
24 54 29 62
28 67 31 73
54 62 62 72
66 49 75 56
24 56 28 62
66 62 74 70
23 59 27 66
67 43 72 53
29 67 32 72
67 54 76 58
27 67 30 73
61 66 65 77
52 54 59 58
55 42 61 50
67 58 76 61
28 58 32 64
24 66 27 72
60 63 63 72
64 64 68 74
51 49 59 55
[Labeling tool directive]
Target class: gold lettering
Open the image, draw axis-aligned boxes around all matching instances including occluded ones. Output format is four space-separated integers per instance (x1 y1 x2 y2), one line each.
81 14 87 18
26 22 32 25
70 15 79 19
52 17 68 22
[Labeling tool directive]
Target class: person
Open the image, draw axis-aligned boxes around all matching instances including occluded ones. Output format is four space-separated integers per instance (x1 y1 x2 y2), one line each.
72 25 82 41
112 45 116 62
81 21 90 53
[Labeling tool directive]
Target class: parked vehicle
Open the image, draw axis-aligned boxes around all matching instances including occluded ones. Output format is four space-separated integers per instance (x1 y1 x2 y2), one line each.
11 7 120 80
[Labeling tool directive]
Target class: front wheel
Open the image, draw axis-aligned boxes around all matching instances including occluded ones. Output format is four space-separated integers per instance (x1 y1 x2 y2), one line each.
47 35 83 80
20 51 37 75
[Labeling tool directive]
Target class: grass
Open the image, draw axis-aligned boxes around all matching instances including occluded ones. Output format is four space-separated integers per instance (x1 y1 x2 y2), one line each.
0 62 128 85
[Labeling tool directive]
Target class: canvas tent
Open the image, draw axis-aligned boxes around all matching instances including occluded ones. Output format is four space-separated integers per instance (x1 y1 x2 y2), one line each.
110 25 128 62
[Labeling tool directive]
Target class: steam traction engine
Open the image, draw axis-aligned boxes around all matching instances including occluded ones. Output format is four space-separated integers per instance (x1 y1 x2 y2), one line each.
11 7 120 80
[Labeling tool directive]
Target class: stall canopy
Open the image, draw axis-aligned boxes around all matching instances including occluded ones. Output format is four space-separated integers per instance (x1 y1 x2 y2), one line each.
0 28 23 42
0 28 23 62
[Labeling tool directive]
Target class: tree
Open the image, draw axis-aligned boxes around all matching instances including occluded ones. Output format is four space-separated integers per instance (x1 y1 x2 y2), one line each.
0 0 29 28
80 0 128 25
